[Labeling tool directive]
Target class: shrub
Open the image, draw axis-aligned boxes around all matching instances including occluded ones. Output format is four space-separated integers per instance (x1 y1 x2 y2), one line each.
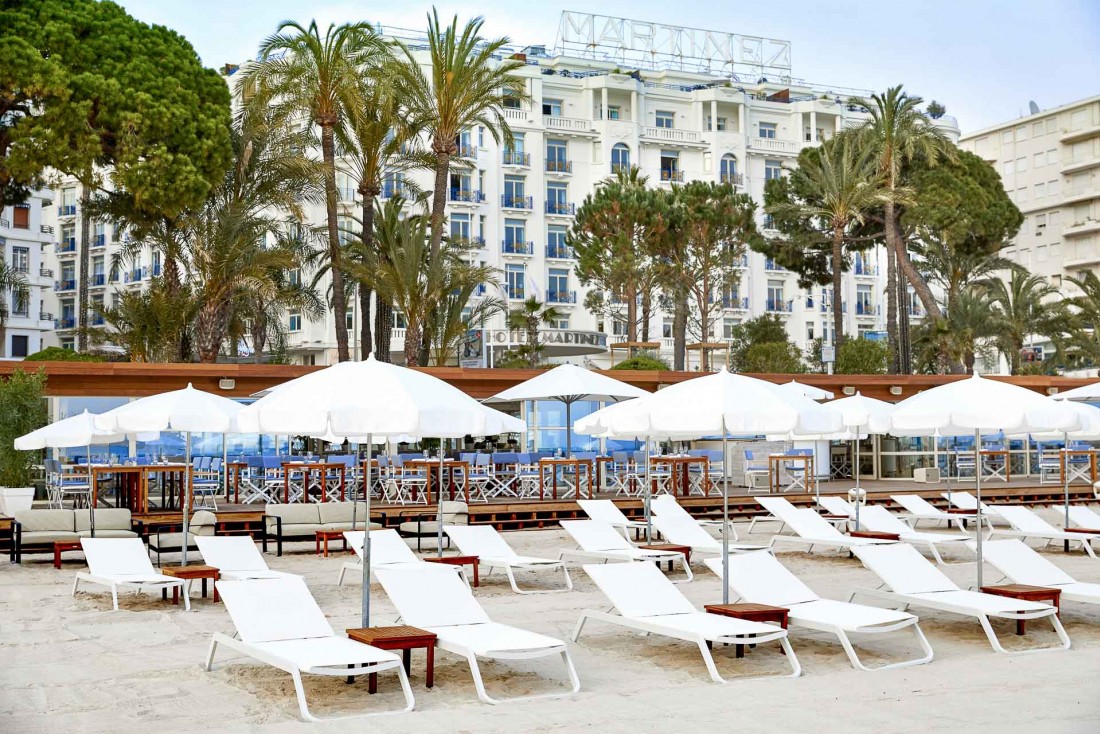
0 368 48 487
24 346 104 362
610 353 670 370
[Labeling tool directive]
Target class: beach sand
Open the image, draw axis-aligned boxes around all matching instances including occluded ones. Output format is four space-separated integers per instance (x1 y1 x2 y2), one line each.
2 515 1099 733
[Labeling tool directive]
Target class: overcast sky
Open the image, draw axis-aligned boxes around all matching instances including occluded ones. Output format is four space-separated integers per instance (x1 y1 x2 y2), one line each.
117 0 1100 133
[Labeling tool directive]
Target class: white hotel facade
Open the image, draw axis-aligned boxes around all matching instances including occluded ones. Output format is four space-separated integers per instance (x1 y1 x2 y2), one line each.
39 15 960 366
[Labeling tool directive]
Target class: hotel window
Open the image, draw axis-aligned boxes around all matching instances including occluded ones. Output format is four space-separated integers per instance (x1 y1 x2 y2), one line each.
336 172 355 202
720 154 738 183
1035 182 1045 198
546 139 567 170
12 289 28 316
12 247 28 273
611 143 630 172
764 159 783 180
767 280 785 310
1032 121 1044 136
546 183 568 212
450 213 471 241
612 318 627 336
1016 125 1027 140
1034 152 1044 167
505 263 525 299
548 268 569 298
655 110 675 129
550 316 569 329
504 219 526 249
337 215 353 245
503 176 526 206
806 322 815 342
503 92 521 109
289 268 300 286
542 99 562 116
288 311 301 332
478 127 485 147
759 122 777 139
707 116 727 131
856 284 873 313
92 257 104 283
1048 179 1060 195
606 105 621 120
1016 157 1027 172
10 335 28 358
660 151 680 181
1046 118 1056 134
547 225 569 257
723 318 739 340
1002 131 1013 144
504 133 525 164
346 307 354 331
662 319 673 338
393 312 407 329
1003 160 1014 176
1048 149 1058 165
60 337 75 351
12 205 29 229
61 188 76 209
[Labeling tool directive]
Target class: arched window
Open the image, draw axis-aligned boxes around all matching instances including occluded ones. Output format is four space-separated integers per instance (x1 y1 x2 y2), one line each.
611 143 631 173
720 154 739 184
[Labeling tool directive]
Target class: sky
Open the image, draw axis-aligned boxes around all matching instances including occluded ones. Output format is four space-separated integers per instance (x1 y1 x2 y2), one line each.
116 0 1100 133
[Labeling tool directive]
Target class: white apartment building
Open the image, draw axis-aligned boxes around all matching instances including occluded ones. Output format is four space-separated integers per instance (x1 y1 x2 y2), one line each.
41 14 961 366
0 190 59 357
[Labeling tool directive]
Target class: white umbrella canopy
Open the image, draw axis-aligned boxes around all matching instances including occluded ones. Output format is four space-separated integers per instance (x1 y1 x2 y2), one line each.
820 392 896 526
1050 381 1100 402
15 409 158 450
774 380 834 401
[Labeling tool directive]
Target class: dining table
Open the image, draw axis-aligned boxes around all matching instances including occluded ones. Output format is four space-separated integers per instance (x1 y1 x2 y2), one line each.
406 459 470 504
650 456 710 497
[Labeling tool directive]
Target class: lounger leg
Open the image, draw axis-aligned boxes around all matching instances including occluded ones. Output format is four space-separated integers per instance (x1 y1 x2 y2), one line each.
204 637 219 671
835 623 934 671
111 584 119 611
928 543 946 566
778 637 802 677
696 638 725 683
337 565 347 586
72 575 80 598
465 653 495 705
181 582 191 612
674 555 694 583
289 669 321 723
571 613 589 642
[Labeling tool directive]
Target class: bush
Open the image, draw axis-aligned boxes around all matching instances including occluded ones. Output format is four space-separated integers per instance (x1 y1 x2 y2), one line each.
24 346 104 362
0 368 48 487
610 353 670 370
741 342 806 373
835 338 889 374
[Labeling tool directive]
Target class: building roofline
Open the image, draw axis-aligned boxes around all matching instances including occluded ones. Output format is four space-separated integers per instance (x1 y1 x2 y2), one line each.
960 93 1100 140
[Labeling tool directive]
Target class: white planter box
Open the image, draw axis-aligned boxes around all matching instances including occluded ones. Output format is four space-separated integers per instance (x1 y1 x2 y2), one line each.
0 487 35 515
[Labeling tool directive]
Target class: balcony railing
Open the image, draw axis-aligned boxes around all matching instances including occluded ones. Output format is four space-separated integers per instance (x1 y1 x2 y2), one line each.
659 170 684 182
766 298 792 313
55 279 76 292
502 239 533 255
0 218 8 229
545 201 576 216
908 305 925 317
93 234 106 248
381 182 409 198
733 254 748 267
58 205 76 217
543 115 592 133
124 266 147 284
13 264 27 274
643 126 701 143
57 316 76 329
720 172 744 185
40 312 53 322
91 315 105 326
452 235 486 249
764 259 786 271
748 138 799 153
41 224 54 235
723 296 749 310
455 143 477 159
91 273 106 287
473 283 487 297
504 108 526 120
853 261 879 276
547 290 577 304
546 159 572 173
501 195 533 210
57 239 77 254
611 162 631 174
39 267 53 278
152 262 162 277
449 188 485 204
855 301 879 316
502 151 530 166
817 301 847 313
546 244 574 259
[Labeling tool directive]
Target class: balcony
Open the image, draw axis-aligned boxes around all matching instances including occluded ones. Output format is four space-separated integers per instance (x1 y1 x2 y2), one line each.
448 188 485 204
54 279 76 292
818 301 847 313
855 301 879 317
473 283 488 297
455 144 477 159
502 239 533 255
40 312 53 322
545 159 572 174
58 205 76 217
611 162 631 175
91 273 106 287
545 201 576 216
0 218 8 229
503 108 526 121
381 182 409 199
732 254 748 268
1065 218 1100 238
547 290 577 304
720 172 744 186
452 235 486 249
853 261 879 276
91 314 105 326
56 316 76 329
151 262 162 277
1062 183 1099 205
748 137 799 154
57 239 77 254
659 170 684 182
643 126 701 144
39 267 53 278
93 234 106 248
764 258 786 272
502 151 530 166
723 296 749 310
41 224 54 235
546 244 574 259
501 195 533 210
543 115 593 134
124 266 147 284
766 298 792 313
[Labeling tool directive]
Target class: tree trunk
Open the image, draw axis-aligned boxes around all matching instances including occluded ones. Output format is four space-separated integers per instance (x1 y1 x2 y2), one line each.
374 301 393 361
428 148 451 259
832 225 845 351
321 125 350 362
403 320 421 366
359 192 376 360
672 294 687 370
251 310 266 364
625 284 638 343
897 259 912 374
527 323 539 368
77 186 91 351
195 302 228 363
885 232 899 375
640 288 651 342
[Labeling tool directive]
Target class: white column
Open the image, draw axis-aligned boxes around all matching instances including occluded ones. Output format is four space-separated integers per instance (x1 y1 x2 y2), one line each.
631 90 640 124
710 100 717 131
601 87 609 119
809 111 818 142
797 112 804 142
738 103 746 135
835 114 843 133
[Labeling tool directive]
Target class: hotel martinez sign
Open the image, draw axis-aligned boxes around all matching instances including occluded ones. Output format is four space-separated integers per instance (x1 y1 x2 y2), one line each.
555 11 792 79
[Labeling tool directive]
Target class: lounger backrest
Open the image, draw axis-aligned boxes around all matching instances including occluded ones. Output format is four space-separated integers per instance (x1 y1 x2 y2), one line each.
783 508 845 540
218 577 334 643
1067 505 1100 528
343 529 418 565
443 525 518 560
194 536 268 572
560 519 631 552
996 505 1056 533
650 495 692 523
858 505 911 535
756 496 800 523
651 515 719 549
374 565 490 627
583 562 696 618
80 538 157 576
970 539 1075 587
852 543 959 594
817 496 853 516
943 492 979 511
891 494 941 516
703 552 819 606
577 499 629 526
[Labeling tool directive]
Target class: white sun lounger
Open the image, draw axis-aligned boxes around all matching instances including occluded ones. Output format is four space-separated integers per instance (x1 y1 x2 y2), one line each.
990 505 1099 559
73 538 189 611
703 553 933 671
558 520 693 582
576 499 648 537
890 494 970 531
969 538 1100 608
205 577 413 721
651 515 766 556
850 543 1070 654
374 565 580 704
941 491 1000 528
768 508 896 554
857 505 972 565
574 562 800 682
747 496 797 533
443 525 572 594
195 536 299 582
651 495 738 540
816 496 854 518
336 529 467 586
1065 505 1100 531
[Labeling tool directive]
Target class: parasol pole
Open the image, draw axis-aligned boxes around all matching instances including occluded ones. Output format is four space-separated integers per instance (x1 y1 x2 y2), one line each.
360 433 373 627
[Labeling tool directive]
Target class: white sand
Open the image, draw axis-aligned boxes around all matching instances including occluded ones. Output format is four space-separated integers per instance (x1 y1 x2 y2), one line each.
2 516 1100 733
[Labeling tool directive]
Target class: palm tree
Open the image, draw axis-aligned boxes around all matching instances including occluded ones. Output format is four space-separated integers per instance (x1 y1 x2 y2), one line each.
389 10 529 265
851 85 952 372
766 136 881 349
0 261 28 356
912 238 1015 317
429 279 505 367
94 278 197 362
244 19 385 362
1067 271 1100 368
982 270 1071 374
506 298 564 368
912 287 996 374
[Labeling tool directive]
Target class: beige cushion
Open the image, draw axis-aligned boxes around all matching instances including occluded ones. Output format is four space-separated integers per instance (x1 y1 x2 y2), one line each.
440 501 469 524
75 509 132 533
317 502 364 525
77 529 138 539
14 510 75 533
323 520 382 532
20 530 80 544
265 504 321 525
399 520 443 535
190 510 218 536
149 531 197 550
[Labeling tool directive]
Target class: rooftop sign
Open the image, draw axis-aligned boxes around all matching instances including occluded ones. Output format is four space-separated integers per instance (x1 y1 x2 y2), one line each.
555 11 792 77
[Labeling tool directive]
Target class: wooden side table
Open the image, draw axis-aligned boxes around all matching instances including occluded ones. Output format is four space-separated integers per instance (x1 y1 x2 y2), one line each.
640 543 693 569
53 540 82 569
346 626 437 692
980 584 1061 635
848 530 900 541
160 564 220 604
704 603 790 658
315 529 347 557
424 554 480 587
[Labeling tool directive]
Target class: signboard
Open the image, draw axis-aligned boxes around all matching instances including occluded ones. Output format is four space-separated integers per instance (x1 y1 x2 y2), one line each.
556 11 792 77
460 329 485 369
1020 346 1044 364
821 345 836 364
